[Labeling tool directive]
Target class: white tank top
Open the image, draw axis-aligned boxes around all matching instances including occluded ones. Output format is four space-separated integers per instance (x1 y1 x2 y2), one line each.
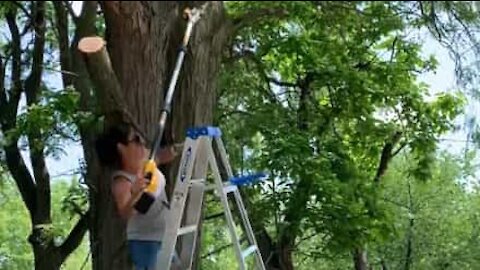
112 169 169 241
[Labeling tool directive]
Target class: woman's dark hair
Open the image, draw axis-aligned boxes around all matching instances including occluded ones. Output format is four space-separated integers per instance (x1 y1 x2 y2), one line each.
95 122 132 169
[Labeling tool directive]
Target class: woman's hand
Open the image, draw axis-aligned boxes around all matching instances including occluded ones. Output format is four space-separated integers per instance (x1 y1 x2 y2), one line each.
131 173 148 196
156 145 179 165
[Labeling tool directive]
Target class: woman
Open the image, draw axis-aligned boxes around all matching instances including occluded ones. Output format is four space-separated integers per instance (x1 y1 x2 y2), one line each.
95 122 177 270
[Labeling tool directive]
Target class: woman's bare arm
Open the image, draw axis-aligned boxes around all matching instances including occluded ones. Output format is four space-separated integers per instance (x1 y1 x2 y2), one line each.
111 177 146 220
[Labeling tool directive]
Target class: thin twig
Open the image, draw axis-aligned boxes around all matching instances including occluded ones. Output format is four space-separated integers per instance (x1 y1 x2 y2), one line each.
63 1 80 24
12 1 33 20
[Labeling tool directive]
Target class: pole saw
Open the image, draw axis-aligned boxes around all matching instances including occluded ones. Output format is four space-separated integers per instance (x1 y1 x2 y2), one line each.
134 6 205 214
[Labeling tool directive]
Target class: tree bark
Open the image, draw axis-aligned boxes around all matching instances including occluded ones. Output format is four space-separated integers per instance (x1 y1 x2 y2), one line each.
353 248 369 270
78 34 136 270
255 227 279 269
352 131 403 270
278 235 295 270
269 74 314 270
77 2 229 269
381 259 388 270
404 179 414 270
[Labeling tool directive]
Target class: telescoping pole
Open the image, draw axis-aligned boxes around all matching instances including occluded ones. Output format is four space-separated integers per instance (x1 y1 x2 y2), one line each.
134 6 206 214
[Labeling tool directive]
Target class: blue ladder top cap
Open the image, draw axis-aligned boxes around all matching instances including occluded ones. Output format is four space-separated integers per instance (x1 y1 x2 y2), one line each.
186 126 222 139
230 172 267 186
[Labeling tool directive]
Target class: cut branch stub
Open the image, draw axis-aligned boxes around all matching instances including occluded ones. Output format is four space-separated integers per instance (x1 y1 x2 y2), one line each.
77 36 139 129
78 36 105 54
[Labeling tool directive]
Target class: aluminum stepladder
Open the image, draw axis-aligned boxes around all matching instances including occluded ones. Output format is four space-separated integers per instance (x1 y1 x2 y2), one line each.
156 126 266 270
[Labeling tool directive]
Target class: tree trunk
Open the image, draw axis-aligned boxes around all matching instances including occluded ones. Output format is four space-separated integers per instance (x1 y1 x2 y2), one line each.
31 243 62 270
278 235 295 270
83 2 228 269
381 259 388 270
266 75 314 270
351 132 403 270
404 179 414 270
353 248 369 270
254 224 296 270
255 228 280 270
246 74 315 270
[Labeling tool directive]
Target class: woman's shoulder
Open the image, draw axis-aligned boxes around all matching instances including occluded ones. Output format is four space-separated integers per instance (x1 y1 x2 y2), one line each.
112 170 136 183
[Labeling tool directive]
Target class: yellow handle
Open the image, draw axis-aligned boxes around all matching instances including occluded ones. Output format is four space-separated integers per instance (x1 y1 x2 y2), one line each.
144 159 158 194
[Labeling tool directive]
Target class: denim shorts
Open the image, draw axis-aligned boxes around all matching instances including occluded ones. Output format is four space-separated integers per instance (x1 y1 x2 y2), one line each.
128 240 162 270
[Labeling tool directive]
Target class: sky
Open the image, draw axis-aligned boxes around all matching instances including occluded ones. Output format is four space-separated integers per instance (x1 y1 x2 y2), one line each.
416 35 467 153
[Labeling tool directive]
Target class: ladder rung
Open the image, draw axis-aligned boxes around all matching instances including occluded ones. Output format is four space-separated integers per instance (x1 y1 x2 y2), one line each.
223 185 237 194
241 245 257 259
205 184 216 192
177 225 197 236
189 178 205 186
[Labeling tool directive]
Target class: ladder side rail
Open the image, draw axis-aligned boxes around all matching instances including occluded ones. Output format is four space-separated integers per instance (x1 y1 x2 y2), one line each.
232 189 266 270
214 136 235 179
157 137 201 269
207 142 246 270
178 137 211 269
215 137 266 270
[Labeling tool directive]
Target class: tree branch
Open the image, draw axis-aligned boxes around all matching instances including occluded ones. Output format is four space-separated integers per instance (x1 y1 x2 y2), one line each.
58 210 90 263
15 1 34 37
5 10 22 123
374 131 402 183
390 36 398 63
204 212 224 221
383 197 409 210
449 6 478 52
246 55 281 105
52 125 81 143
419 1 445 42
294 231 324 249
4 144 36 215
53 1 72 87
218 109 252 122
63 1 80 24
77 36 138 127
201 236 249 259
0 56 6 119
392 141 408 157
232 7 289 32
12 1 33 21
404 179 414 270
224 49 256 64
267 77 298 88
72 1 97 39
25 1 45 104
2 9 37 216
24 1 50 225
223 48 295 107
68 0 97 114
68 1 100 219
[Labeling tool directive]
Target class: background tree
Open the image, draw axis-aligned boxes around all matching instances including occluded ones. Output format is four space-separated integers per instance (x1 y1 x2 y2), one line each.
377 151 480 270
216 1 472 269
0 176 90 269
0 2 89 269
